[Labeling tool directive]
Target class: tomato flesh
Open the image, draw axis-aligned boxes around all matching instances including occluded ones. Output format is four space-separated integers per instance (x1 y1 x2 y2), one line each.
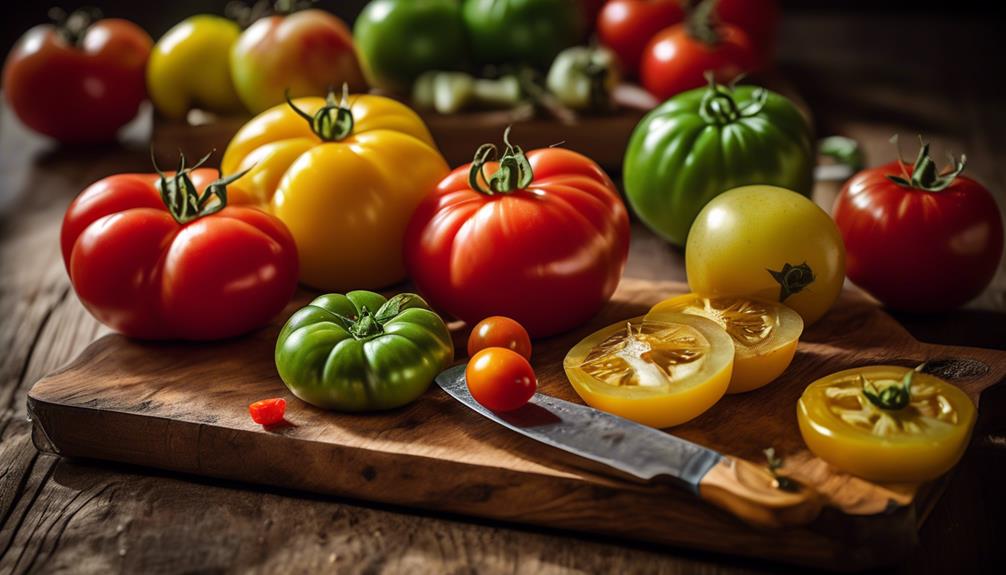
468 316 532 360
249 398 287 426
466 348 538 412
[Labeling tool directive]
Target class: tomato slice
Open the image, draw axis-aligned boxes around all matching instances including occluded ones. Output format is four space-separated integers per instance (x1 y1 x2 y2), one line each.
797 366 976 482
563 313 734 428
648 294 803 393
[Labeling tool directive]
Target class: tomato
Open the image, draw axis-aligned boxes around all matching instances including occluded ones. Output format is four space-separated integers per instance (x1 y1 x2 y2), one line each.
563 313 734 428
639 7 756 101
404 129 630 338
60 154 299 340
597 0 684 78
466 348 538 412
147 15 244 120
354 0 468 93
276 292 454 411
686 186 846 326
833 139 1004 313
468 316 532 360
249 398 287 426
462 0 586 69
230 8 366 114
3 9 151 143
649 294 802 394
222 89 449 291
623 80 814 246
717 0 780 70
797 366 976 482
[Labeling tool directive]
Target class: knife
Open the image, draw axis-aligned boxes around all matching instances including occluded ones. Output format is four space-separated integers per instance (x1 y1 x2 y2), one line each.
435 364 822 528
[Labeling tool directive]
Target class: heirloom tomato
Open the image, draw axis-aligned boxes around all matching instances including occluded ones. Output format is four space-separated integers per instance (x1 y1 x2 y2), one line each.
404 129 630 338
597 0 684 77
624 79 814 246
60 153 299 340
468 316 532 360
354 0 468 93
686 186 846 326
276 292 454 411
462 0 586 69
797 366 976 482
833 138 1003 312
222 88 449 291
147 15 244 120
563 313 734 428
3 8 151 143
230 8 366 114
466 348 538 412
649 294 802 394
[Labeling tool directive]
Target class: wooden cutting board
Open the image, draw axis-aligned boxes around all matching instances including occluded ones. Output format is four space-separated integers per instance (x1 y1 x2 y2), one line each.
27 279 1005 571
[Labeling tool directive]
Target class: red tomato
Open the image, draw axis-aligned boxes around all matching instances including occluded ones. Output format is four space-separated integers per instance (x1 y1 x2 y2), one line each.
579 0 607 33
468 316 533 360
405 131 630 337
466 348 537 412
597 0 684 77
833 140 1004 312
61 157 299 340
249 398 287 426
641 22 755 100
2 9 151 143
717 0 780 70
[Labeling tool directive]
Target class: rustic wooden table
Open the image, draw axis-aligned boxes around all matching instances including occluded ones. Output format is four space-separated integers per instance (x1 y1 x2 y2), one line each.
1 13 1004 574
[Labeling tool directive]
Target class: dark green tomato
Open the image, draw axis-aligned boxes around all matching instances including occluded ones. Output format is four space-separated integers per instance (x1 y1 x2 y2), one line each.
354 0 468 93
275 291 454 411
462 0 585 69
623 83 814 246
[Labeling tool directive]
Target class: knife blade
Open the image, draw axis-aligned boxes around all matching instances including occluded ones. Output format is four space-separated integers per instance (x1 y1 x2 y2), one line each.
435 364 822 528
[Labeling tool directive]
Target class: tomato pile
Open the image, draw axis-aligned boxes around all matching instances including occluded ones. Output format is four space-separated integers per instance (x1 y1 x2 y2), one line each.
7 1 997 484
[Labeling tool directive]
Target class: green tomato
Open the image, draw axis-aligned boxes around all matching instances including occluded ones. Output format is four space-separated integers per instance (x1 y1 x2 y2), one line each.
623 82 814 246
275 291 455 411
354 0 468 93
462 0 585 69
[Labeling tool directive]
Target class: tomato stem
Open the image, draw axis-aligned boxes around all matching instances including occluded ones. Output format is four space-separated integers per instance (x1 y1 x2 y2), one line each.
151 149 252 225
685 0 722 45
468 127 534 195
286 85 355 142
861 370 914 411
766 262 815 303
48 7 101 47
699 74 767 125
886 135 967 192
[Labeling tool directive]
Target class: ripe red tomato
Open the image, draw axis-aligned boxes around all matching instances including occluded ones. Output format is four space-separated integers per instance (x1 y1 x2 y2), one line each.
61 155 300 340
405 130 630 337
468 316 533 360
3 9 151 143
833 140 1004 312
249 398 287 426
466 348 537 412
641 22 755 100
717 0 780 70
597 0 684 77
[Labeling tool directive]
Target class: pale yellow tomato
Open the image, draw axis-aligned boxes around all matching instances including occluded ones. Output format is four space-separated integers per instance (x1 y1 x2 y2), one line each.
563 312 734 428
649 294 803 393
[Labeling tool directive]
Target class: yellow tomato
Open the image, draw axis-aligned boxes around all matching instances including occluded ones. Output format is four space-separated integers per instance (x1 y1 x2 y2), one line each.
146 15 244 120
797 366 976 482
648 294 803 394
685 185 846 325
563 313 734 428
222 91 449 290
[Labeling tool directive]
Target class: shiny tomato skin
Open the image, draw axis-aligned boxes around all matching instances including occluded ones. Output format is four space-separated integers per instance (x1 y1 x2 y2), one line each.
834 162 1004 312
249 398 287 426
61 170 300 340
466 348 537 412
405 147 630 338
3 19 151 143
641 23 755 101
468 316 533 360
597 0 684 77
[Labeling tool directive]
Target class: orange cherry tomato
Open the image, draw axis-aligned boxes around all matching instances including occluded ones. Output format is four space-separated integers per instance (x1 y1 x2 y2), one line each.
466 348 537 412
249 398 286 426
467 316 533 360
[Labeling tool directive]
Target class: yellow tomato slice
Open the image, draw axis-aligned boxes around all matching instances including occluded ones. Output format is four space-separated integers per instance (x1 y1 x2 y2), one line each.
648 294 803 393
563 313 734 428
797 365 976 482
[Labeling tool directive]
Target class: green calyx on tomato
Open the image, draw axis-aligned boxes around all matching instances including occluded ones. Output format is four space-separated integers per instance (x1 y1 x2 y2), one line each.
285 85 354 142
275 291 455 411
860 368 913 411
47 7 101 46
685 0 722 45
468 127 534 195
151 150 250 225
766 262 815 303
887 135 967 192
700 75 767 124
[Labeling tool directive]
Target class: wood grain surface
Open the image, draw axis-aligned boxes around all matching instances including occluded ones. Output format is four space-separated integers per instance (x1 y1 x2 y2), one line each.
2 11 1005 575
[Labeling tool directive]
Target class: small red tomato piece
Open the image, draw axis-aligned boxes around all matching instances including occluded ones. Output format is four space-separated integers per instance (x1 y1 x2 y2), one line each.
249 398 286 426
466 348 537 412
467 316 533 360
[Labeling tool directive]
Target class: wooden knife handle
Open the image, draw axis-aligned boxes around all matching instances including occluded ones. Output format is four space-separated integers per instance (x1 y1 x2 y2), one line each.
698 456 822 528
